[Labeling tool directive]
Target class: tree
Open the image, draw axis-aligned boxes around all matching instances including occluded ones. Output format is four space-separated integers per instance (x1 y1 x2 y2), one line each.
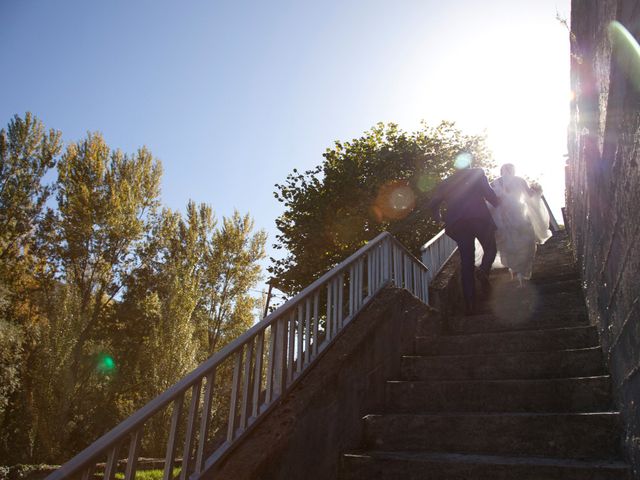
28 132 163 459
270 121 494 294
112 205 265 454
0 113 62 461
195 211 266 357
0 112 61 262
0 114 267 464
115 203 212 400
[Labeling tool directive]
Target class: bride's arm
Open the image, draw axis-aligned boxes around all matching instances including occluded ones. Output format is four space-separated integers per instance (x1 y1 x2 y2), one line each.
518 176 541 197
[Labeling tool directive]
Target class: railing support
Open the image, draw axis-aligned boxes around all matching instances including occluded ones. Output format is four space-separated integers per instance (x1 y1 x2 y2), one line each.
45 232 432 480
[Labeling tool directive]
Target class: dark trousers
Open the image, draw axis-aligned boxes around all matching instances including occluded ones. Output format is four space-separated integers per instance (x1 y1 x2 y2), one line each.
446 218 497 306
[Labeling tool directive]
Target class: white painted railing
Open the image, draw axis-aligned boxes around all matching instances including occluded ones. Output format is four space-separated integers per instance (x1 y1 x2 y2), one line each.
542 194 560 231
420 229 458 284
46 232 429 480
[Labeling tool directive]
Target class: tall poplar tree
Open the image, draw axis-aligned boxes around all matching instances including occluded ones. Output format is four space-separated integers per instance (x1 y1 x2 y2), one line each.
31 132 163 458
0 113 62 460
0 114 267 464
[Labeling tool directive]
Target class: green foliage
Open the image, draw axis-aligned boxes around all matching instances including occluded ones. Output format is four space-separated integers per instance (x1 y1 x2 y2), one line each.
111 205 266 454
0 112 61 263
0 320 23 418
0 113 62 463
23 132 164 459
0 114 266 465
195 211 266 356
270 121 494 293
0 112 61 381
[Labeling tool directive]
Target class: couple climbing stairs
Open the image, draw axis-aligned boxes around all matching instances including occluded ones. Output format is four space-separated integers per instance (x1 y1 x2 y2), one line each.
340 231 633 479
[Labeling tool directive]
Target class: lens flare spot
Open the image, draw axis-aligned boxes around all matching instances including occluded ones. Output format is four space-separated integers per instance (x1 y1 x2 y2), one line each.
454 152 473 170
97 352 116 375
371 181 416 221
609 20 640 91
389 186 414 211
416 173 439 193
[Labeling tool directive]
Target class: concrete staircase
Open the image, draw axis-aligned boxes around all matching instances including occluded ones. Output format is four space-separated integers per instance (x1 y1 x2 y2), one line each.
340 232 632 479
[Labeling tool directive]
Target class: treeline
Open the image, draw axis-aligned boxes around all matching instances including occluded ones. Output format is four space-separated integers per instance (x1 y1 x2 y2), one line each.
270 121 493 294
0 113 266 464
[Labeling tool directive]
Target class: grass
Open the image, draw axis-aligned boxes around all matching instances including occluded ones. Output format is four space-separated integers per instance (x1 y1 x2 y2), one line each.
113 467 180 480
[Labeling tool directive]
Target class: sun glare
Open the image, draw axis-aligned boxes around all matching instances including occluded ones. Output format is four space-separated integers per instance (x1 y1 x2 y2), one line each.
396 8 570 220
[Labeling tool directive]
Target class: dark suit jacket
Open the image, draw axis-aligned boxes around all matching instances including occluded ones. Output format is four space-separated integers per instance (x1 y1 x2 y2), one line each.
428 168 499 231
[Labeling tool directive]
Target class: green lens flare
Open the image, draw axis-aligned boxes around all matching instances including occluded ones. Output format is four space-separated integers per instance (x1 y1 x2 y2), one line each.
97 353 116 374
609 21 640 91
454 152 472 169
417 173 438 192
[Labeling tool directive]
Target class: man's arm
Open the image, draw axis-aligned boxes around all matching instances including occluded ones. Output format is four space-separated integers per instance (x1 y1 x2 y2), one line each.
480 172 500 207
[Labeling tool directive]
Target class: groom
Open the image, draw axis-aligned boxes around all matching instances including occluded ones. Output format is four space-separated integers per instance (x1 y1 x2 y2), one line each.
428 166 500 315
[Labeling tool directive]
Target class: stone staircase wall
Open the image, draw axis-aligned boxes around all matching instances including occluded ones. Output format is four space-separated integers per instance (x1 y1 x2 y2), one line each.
567 0 640 474
207 287 439 480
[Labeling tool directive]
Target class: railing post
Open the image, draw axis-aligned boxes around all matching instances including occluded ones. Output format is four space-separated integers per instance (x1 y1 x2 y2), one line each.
304 298 311 365
349 265 355 317
103 445 118 480
338 273 344 328
312 292 320 357
45 231 442 480
163 395 184 480
180 381 202 479
265 324 276 403
275 316 287 397
287 312 296 384
252 332 264 418
367 253 373 298
226 351 242 442
359 261 362 309
195 371 215 474
239 340 254 431
124 427 143 480
297 304 304 372
326 282 333 341
81 465 95 480
383 239 390 282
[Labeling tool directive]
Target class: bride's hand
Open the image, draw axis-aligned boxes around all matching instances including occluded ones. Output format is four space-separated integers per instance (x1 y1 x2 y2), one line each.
529 182 543 195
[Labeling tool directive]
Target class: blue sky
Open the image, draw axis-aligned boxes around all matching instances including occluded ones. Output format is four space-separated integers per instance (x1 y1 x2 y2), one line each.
1 0 570 281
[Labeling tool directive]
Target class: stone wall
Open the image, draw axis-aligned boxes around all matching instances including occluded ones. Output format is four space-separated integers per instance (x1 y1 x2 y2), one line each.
207 286 440 480
567 0 640 473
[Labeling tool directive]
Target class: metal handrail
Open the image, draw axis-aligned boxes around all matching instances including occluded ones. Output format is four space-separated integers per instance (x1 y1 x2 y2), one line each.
421 229 458 284
46 232 430 480
541 194 560 231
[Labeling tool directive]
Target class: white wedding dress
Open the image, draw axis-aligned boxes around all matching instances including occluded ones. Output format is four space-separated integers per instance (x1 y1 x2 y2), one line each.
488 174 552 279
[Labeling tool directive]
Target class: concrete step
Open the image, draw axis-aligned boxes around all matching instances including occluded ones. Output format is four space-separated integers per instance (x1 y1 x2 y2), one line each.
438 310 589 336
464 277 588 330
340 451 631 480
532 262 580 279
531 270 581 285
363 412 623 460
530 278 582 294
401 347 605 381
415 325 599 355
385 376 612 413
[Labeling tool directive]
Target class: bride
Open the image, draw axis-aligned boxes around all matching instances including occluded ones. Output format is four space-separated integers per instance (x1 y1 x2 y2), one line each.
489 163 552 286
